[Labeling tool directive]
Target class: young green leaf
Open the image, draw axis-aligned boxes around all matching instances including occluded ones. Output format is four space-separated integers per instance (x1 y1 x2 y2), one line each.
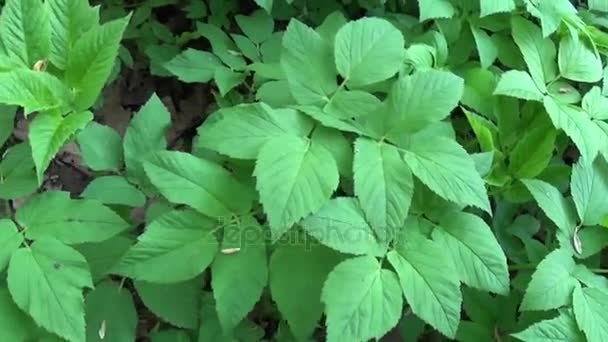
403 135 491 214
512 310 585 342
434 211 509 294
29 110 93 183
254 135 339 240
558 35 603 83
165 48 222 83
0 70 71 115
80 176 146 207
112 210 219 283
0 0 50 67
572 287 608 341
322 256 403 342
16 191 130 244
521 249 578 311
85 281 137 342
334 17 404 87
387 238 462 338
7 238 93 342
493 70 544 101
76 122 123 171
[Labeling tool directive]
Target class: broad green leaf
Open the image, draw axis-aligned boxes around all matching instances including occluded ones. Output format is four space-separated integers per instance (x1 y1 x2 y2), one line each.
403 135 491 213
0 287 38 341
417 0 455 21
47 0 99 69
7 238 93 342
470 25 497 69
522 179 577 235
75 235 133 283
256 81 295 107
0 143 38 199
0 69 71 115
165 48 222 83
85 281 137 342
334 17 404 87
255 135 339 240
387 238 462 338
525 0 577 37
0 0 50 66
558 35 603 83
353 138 413 240
509 124 556 178
301 197 386 256
511 16 556 91
547 81 581 104
512 310 585 342
76 122 123 171
65 16 130 110
16 191 130 244
571 156 608 226
480 0 515 17
144 151 253 217
123 93 171 187
388 69 464 133
235 10 274 44
494 70 544 101
197 103 313 159
434 211 509 294
582 86 608 120
81 176 146 207
322 256 403 341
317 11 348 45
296 105 365 135
0 219 23 270
214 67 246 96
211 219 267 331
590 0 608 11
196 23 246 70
150 329 191 342
29 110 93 183
543 96 600 162
572 287 608 342
112 210 219 283
324 90 381 119
0 105 16 147
281 19 337 105
311 126 353 177
269 242 341 341
134 278 201 329
521 249 578 311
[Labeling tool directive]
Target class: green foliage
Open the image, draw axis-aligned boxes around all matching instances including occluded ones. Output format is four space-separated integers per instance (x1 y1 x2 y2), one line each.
1 0 608 341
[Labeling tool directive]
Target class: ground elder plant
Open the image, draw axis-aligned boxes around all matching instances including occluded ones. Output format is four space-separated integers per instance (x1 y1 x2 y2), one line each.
1 0 608 341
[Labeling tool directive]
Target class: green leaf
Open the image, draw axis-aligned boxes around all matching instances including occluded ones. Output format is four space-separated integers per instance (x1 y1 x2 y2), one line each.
0 287 38 341
571 156 608 226
334 17 404 87
582 87 608 120
590 0 608 11
7 238 93 342
509 124 556 179
480 0 515 17
322 256 403 341
0 0 50 66
112 210 219 283
417 0 455 21
301 197 386 256
493 70 544 101
269 242 341 341
522 179 577 235
572 287 608 342
16 191 130 244
387 238 462 338
434 211 509 294
521 249 578 311
511 16 556 91
0 219 23 270
214 66 246 96
353 138 413 239
144 151 253 217
0 143 38 199
85 281 137 342
75 236 133 283
29 110 93 183
196 23 246 70
543 96 600 162
134 278 201 329
403 135 490 213
165 48 222 83
323 90 382 119
558 35 603 83
311 126 353 177
211 218 267 332
76 122 123 171
47 0 99 69
281 19 337 105
254 0 273 12
512 310 585 342
81 176 146 207
388 69 464 133
65 16 130 110
123 93 171 187
0 69 71 115
254 135 339 240
235 10 274 44
470 25 497 69
0 105 16 147
198 103 312 159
